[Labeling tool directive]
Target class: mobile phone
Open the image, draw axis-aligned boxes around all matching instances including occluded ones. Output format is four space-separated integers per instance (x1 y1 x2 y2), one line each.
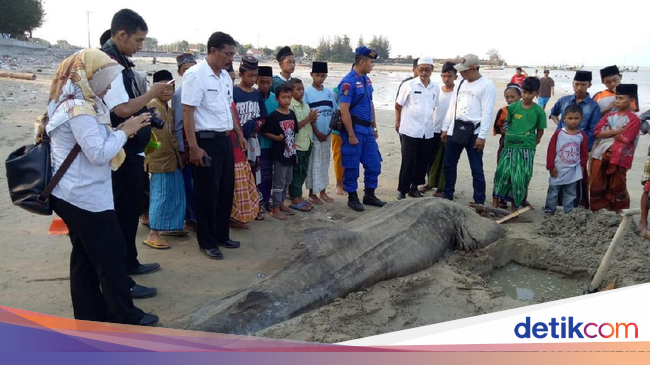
202 155 212 167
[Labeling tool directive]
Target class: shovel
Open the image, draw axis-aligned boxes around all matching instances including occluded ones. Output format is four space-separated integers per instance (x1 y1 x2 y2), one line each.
586 208 641 294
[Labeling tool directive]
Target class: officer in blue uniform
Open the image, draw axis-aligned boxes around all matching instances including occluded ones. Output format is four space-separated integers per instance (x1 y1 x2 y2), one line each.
337 46 387 211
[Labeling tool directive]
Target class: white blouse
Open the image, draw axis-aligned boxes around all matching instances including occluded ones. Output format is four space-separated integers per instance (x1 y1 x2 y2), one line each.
49 114 127 212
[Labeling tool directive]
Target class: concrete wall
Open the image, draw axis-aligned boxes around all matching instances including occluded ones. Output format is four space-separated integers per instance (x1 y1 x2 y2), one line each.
0 39 76 57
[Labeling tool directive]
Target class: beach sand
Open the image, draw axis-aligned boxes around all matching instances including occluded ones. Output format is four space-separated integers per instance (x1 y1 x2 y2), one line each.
1 55 649 341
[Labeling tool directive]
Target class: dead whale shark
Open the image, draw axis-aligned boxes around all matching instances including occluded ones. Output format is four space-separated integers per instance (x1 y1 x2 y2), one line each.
192 198 504 335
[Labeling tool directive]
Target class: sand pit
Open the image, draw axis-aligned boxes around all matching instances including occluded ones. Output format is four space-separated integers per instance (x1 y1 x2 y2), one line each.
258 209 650 343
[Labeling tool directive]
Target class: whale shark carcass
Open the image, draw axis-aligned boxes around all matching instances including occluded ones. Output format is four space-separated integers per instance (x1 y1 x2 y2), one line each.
192 198 505 335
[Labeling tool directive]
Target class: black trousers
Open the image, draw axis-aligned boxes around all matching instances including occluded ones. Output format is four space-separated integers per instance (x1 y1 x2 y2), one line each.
193 134 235 249
398 135 434 194
51 196 144 324
112 154 145 272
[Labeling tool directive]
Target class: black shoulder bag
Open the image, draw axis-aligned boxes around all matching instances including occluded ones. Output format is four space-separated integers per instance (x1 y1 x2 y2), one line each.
6 133 81 216
451 79 481 146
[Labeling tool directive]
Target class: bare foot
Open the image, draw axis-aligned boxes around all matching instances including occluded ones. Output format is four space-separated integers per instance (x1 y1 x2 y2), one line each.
308 194 323 205
640 220 647 233
319 192 334 203
230 220 250 230
336 184 346 195
279 204 296 215
271 208 288 221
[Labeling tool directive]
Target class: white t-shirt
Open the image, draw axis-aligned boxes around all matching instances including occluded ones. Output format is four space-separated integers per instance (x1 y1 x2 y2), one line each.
181 60 233 132
433 85 456 133
396 77 440 139
103 74 129 111
442 76 496 139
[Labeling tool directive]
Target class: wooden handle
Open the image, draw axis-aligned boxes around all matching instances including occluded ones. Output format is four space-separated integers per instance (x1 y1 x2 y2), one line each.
589 215 633 291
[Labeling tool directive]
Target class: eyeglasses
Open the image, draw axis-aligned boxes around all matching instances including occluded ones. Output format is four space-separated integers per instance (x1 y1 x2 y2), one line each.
418 67 433 73
216 48 236 58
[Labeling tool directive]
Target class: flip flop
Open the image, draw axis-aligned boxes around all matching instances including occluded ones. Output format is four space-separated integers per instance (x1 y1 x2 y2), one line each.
289 201 312 212
142 240 170 250
255 211 265 221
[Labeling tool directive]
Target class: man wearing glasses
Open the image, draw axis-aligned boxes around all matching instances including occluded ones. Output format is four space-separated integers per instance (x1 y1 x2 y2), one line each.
182 31 248 260
395 57 440 200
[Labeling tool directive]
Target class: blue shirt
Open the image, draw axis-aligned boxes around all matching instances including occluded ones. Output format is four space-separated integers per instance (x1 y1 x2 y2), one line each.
550 94 601 151
233 86 267 140
305 86 338 136
338 69 374 125
171 86 185 152
260 92 279 149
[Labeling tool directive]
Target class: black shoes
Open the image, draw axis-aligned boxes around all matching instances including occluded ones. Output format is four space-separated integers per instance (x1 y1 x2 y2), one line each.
201 247 224 260
131 284 158 299
138 313 159 326
129 263 161 276
363 189 387 207
218 239 240 249
347 192 365 212
397 192 407 200
408 190 425 198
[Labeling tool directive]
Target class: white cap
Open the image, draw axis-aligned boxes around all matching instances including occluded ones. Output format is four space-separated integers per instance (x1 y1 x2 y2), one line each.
418 56 434 66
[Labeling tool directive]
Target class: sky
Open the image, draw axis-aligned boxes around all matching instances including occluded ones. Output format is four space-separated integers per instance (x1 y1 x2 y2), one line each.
32 0 650 67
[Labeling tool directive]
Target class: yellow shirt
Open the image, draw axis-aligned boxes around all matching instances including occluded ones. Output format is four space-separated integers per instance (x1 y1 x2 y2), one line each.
290 98 313 151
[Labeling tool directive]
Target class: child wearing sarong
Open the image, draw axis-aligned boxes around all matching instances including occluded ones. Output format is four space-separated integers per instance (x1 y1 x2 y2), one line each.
493 83 522 208
590 84 640 212
492 77 546 211
143 71 186 249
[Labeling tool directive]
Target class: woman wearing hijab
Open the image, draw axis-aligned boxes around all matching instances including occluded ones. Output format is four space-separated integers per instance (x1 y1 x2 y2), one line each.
46 49 158 326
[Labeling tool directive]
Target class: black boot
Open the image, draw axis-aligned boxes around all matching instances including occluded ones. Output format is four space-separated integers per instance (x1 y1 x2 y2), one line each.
363 188 387 207
347 191 365 212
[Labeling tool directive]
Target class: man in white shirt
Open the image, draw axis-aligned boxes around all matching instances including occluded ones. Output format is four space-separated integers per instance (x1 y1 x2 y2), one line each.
395 56 440 199
102 9 172 299
182 31 247 260
441 54 496 205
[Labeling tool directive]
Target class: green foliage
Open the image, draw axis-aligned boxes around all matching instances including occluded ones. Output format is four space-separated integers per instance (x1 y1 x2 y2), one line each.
0 0 45 38
368 35 390 60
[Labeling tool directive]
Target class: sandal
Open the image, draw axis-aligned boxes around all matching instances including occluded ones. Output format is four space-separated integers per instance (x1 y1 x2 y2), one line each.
142 240 170 250
289 201 313 212
255 211 265 221
320 195 335 203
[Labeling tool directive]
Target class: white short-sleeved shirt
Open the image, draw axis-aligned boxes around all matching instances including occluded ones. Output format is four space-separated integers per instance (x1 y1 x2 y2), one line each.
396 78 440 139
103 74 129 111
181 61 233 132
433 86 456 133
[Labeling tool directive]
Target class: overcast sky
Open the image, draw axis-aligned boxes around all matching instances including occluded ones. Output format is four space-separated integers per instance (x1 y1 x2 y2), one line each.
33 0 650 67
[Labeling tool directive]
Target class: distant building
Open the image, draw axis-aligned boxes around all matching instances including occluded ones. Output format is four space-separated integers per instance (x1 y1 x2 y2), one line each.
246 48 264 57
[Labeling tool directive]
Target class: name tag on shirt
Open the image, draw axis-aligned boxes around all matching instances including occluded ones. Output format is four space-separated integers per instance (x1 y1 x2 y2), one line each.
414 91 422 94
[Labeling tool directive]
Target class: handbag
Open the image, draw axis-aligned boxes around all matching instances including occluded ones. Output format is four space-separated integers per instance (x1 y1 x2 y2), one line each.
451 79 481 146
329 76 367 133
5 135 81 215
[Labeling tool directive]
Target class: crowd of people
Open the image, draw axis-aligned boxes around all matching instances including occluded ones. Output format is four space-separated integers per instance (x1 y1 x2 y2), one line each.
396 58 644 219
39 8 647 327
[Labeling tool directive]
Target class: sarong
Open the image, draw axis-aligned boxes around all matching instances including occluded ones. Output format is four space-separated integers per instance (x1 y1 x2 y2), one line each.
492 147 535 207
231 161 260 223
149 169 186 231
306 137 331 193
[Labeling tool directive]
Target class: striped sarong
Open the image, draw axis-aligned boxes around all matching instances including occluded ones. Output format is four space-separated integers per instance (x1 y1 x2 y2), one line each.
231 161 260 224
149 168 186 231
306 137 331 193
492 148 535 207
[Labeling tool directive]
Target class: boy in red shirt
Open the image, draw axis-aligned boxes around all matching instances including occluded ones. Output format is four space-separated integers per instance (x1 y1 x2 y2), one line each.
510 67 527 86
590 84 640 212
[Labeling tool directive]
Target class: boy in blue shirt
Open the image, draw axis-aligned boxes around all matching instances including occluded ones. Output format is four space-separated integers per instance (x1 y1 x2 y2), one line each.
256 66 277 211
305 61 338 204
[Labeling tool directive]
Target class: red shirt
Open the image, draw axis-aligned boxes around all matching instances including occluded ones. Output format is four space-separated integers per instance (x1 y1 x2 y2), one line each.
594 110 640 169
510 74 526 86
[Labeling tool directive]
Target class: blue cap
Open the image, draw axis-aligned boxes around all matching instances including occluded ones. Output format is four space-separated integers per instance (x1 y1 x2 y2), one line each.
355 46 378 59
